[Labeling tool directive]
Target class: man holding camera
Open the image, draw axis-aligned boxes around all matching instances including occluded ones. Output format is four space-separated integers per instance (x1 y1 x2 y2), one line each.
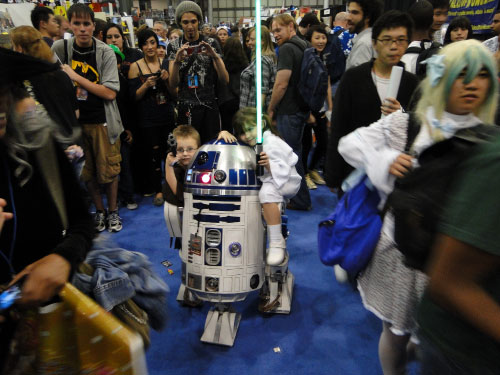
168 1 229 143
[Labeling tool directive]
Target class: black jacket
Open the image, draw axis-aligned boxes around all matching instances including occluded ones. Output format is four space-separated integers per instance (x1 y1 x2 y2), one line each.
0 141 94 284
325 60 419 190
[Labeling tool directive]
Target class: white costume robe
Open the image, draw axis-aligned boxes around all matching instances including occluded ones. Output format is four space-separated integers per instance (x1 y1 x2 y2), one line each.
258 130 301 204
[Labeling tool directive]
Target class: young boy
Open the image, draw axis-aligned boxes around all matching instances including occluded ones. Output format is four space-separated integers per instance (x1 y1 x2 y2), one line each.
163 125 200 207
157 39 167 59
164 125 201 308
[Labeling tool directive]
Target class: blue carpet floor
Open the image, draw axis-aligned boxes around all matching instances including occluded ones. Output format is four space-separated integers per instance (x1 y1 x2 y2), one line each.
109 185 420 375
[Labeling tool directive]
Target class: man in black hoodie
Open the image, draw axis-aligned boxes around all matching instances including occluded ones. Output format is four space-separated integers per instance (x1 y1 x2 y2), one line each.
325 11 419 193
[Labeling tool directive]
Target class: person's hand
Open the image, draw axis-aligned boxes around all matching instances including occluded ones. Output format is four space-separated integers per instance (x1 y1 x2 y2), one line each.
258 152 270 172
144 75 158 88
10 254 71 306
200 41 217 58
61 64 80 81
166 152 178 167
123 130 133 144
160 69 169 81
389 153 414 178
64 145 84 161
175 43 189 63
217 130 237 143
381 97 401 116
0 198 13 235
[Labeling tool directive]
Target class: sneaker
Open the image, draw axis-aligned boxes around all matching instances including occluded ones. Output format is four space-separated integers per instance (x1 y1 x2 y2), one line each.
309 170 326 185
107 210 123 232
94 211 106 232
305 173 317 190
123 198 138 210
153 196 165 206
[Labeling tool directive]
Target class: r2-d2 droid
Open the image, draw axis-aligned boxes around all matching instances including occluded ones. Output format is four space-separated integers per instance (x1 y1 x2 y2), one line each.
179 139 294 346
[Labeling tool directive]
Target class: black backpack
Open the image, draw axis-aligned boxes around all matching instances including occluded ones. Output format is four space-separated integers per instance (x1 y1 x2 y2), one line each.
323 29 346 85
405 40 441 79
388 114 500 272
287 38 329 112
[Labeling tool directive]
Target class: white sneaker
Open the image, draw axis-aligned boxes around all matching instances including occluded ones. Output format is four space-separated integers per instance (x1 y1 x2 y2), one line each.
107 210 123 232
266 239 286 266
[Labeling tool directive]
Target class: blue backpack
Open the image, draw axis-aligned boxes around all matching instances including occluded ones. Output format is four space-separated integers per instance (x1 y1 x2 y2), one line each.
287 39 329 112
317 175 382 276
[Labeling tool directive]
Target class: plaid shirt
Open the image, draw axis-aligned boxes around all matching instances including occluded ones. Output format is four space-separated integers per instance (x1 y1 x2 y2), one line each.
239 55 276 110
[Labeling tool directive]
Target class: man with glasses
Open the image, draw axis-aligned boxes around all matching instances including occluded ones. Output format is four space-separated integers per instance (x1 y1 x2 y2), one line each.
345 0 384 70
326 10 419 194
167 1 229 144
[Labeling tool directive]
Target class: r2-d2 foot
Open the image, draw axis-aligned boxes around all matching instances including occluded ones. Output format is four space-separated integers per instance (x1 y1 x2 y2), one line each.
259 250 294 314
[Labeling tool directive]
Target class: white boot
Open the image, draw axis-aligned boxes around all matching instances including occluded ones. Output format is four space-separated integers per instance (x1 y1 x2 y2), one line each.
266 239 286 266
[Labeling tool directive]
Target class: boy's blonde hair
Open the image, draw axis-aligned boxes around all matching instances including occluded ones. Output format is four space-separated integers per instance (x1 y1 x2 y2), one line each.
173 125 201 146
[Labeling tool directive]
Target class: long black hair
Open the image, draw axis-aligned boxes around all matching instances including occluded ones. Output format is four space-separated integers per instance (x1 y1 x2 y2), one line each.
443 16 473 45
222 36 248 73
103 23 132 53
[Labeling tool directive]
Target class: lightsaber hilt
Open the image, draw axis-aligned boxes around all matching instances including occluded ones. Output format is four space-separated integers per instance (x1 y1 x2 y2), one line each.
255 143 264 177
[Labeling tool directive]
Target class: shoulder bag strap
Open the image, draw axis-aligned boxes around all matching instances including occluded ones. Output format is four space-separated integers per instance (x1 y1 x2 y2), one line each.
64 39 68 65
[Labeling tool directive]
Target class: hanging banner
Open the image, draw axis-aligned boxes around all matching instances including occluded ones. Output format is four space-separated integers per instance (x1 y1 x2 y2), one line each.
448 0 500 34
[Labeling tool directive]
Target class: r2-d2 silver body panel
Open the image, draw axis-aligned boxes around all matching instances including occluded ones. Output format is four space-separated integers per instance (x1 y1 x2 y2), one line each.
181 140 265 303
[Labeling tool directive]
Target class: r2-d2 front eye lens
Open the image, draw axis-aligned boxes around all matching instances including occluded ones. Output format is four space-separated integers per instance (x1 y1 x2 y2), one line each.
197 151 209 165
214 170 226 183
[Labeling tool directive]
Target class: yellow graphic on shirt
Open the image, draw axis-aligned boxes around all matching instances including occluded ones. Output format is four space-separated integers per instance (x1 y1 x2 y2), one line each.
54 6 67 17
71 60 100 85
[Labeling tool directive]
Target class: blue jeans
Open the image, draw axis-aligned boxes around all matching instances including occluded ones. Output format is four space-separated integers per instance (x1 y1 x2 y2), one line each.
276 111 311 209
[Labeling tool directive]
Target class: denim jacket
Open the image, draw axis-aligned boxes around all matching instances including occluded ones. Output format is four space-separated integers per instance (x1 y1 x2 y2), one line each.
73 245 168 330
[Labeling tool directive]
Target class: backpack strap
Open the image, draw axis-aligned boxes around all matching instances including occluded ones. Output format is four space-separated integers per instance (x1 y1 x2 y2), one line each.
405 112 421 153
333 28 343 37
286 38 307 52
64 39 68 65
405 46 422 54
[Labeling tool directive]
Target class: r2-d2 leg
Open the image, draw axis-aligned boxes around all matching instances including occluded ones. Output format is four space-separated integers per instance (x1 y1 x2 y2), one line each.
259 206 294 314
259 252 294 314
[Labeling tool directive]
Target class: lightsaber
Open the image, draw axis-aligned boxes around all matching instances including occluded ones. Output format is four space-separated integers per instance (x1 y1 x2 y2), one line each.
255 0 262 144
255 0 264 176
